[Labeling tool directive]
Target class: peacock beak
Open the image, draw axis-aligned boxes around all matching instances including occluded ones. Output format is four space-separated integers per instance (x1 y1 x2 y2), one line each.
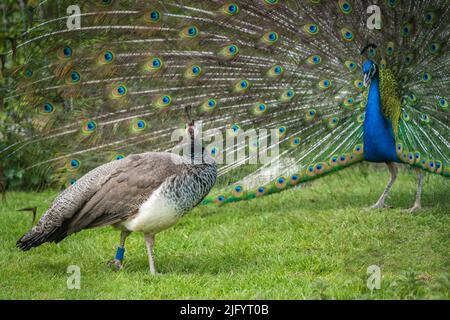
363 73 371 87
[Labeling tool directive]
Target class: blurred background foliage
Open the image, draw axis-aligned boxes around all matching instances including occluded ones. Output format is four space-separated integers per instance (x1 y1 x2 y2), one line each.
0 0 48 192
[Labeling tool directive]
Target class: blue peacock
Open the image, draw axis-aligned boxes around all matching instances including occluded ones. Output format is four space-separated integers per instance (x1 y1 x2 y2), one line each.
1 0 449 211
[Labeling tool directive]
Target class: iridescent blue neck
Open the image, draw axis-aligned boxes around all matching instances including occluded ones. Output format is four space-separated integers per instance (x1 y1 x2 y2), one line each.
363 75 399 163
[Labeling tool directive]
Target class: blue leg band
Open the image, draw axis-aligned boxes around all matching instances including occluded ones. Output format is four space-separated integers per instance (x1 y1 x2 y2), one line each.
115 247 125 261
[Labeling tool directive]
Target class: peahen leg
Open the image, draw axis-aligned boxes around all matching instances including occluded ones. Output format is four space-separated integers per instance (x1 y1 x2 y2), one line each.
144 233 158 275
371 162 398 209
107 230 131 271
407 169 423 213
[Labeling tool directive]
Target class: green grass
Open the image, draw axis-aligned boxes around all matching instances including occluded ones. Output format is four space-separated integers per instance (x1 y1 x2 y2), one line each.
0 163 448 299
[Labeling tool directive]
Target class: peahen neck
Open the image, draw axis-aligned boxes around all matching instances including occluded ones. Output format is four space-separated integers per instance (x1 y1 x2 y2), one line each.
363 75 399 163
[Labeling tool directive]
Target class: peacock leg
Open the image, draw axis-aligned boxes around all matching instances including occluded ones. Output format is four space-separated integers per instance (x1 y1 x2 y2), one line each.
144 233 158 275
371 162 397 209
107 230 131 271
407 169 423 213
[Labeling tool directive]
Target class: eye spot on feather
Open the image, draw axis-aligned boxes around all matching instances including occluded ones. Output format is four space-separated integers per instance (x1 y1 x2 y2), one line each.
66 70 81 84
115 155 125 160
222 3 239 15
341 28 354 41
308 55 322 66
290 136 301 147
306 109 317 121
420 72 431 82
338 1 353 14
429 42 441 54
264 0 279 5
40 102 55 114
304 23 319 36
67 159 81 171
356 113 365 123
234 79 250 93
267 65 284 78
154 95 172 108
58 46 73 60
424 11 437 26
218 44 239 60
437 98 448 110
185 64 202 79
22 67 33 79
215 195 226 204
82 120 97 135
144 8 162 24
401 23 413 37
130 119 147 133
256 187 266 196
261 31 279 46
420 113 430 123
387 0 398 8
318 79 332 89
180 25 199 39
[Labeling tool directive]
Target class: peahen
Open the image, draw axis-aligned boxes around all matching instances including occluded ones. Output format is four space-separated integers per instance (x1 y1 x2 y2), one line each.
0 1 449 268
17 121 217 274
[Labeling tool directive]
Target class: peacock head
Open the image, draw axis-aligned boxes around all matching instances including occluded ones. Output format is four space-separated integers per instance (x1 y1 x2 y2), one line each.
362 60 378 87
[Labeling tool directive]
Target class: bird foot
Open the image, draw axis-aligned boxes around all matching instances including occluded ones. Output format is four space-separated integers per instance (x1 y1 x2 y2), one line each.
404 205 422 214
107 259 123 271
367 202 392 210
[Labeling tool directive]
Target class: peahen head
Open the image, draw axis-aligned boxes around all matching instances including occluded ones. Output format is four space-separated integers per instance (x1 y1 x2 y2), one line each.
362 60 378 87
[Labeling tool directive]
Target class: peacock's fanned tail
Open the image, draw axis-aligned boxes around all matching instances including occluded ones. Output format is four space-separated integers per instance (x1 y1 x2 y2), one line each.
1 0 449 205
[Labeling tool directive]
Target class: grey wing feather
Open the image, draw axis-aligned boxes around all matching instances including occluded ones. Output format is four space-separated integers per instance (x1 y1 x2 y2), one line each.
66 152 182 232
17 152 182 250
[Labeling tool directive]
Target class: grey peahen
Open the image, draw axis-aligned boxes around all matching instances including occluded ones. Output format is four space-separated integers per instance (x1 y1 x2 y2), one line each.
17 121 217 274
0 1 449 271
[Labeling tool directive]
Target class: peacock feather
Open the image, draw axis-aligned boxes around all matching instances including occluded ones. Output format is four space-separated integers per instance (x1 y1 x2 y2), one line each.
0 0 448 205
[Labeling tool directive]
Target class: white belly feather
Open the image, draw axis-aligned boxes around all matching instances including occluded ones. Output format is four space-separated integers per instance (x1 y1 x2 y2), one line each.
123 187 180 234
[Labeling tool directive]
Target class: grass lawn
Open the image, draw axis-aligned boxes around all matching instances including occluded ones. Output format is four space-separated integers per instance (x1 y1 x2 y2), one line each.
0 163 448 299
